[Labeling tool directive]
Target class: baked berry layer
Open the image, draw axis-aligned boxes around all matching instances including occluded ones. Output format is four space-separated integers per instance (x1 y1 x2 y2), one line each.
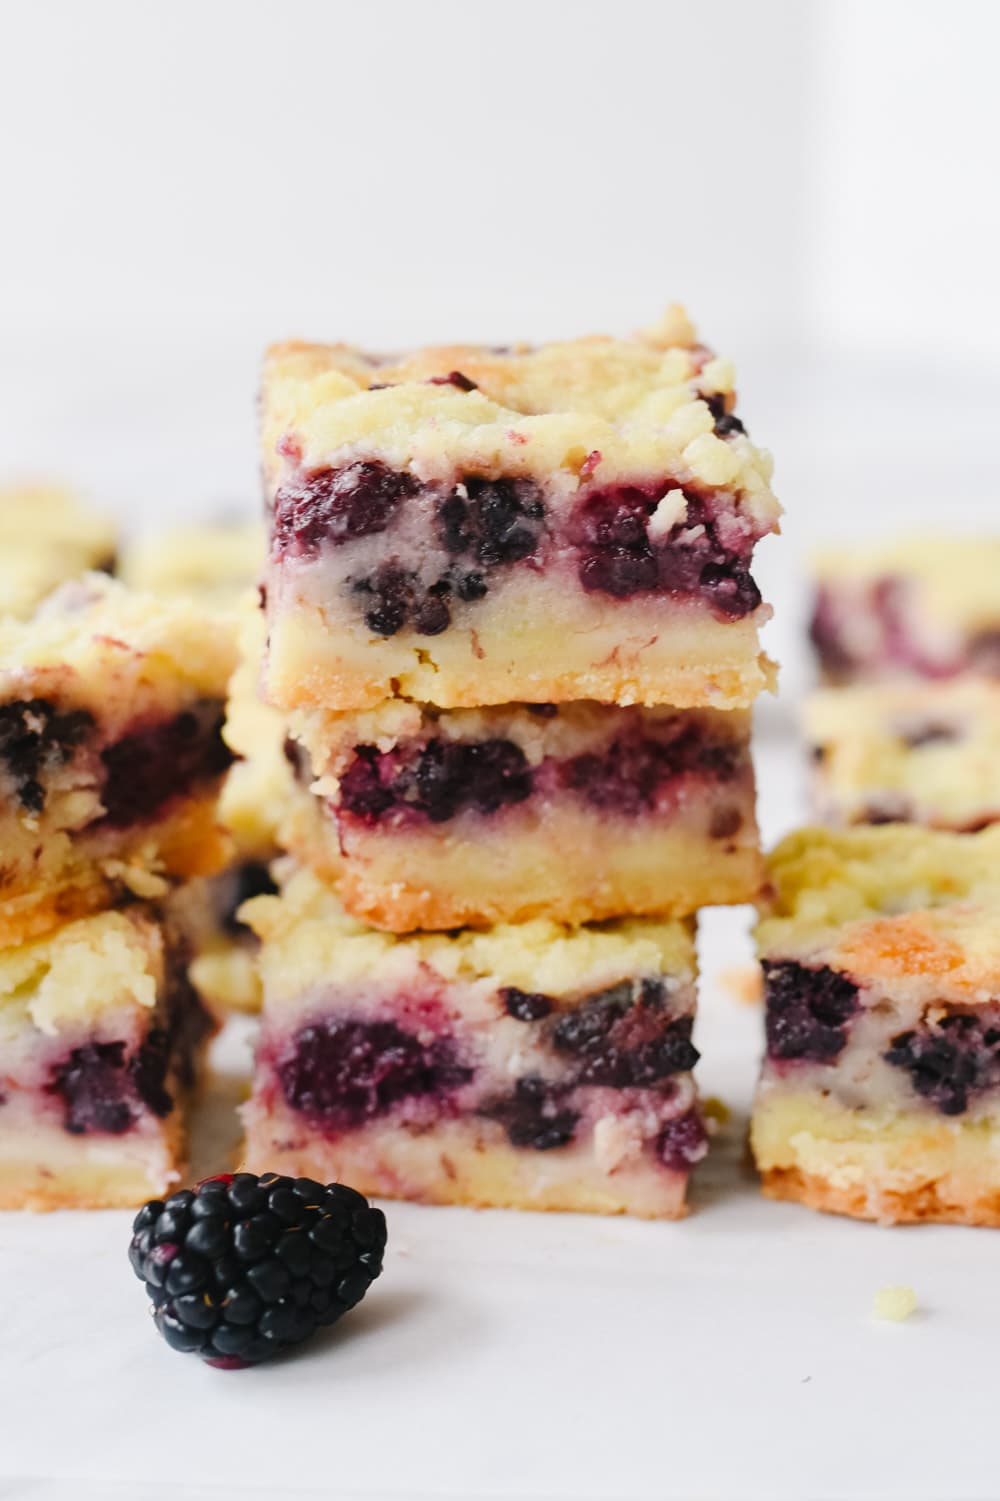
0 909 214 1209
264 473 775 711
241 870 705 1217
761 958 1000 1114
283 702 759 927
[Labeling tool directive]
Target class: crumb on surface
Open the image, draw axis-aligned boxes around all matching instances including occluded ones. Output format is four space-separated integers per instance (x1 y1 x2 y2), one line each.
717 964 762 1005
872 1285 918 1322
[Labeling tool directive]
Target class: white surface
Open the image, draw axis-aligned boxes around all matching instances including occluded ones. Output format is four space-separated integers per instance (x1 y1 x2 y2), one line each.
0 733 996 1501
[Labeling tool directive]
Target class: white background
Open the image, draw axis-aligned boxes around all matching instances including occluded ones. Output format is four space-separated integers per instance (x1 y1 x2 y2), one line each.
2 0 998 691
1 5 1000 1499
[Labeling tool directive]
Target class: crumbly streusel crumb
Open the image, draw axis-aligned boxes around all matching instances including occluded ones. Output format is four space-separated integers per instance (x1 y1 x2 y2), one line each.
872 1285 918 1322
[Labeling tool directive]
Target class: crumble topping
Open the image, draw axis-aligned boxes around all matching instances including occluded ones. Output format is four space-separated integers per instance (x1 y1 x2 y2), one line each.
0 910 160 1035
242 867 695 998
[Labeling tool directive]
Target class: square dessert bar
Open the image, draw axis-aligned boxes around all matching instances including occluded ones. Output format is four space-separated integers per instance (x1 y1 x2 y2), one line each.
284 698 760 930
752 825 1000 1226
0 483 118 618
810 535 1000 683
0 575 238 947
806 680 1000 831
260 304 780 713
0 905 213 1209
241 868 707 1217
120 520 266 608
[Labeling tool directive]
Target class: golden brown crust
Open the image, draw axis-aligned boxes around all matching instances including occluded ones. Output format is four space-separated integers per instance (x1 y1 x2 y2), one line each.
240 1124 689 1220
335 864 762 933
0 1110 188 1211
274 651 778 716
760 1165 1000 1228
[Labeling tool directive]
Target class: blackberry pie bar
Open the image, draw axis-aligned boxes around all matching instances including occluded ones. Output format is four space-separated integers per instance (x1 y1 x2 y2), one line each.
806 679 1000 831
285 698 760 929
260 306 780 713
0 905 213 1209
241 868 706 1217
752 825 1000 1225
810 535 1000 683
0 575 237 945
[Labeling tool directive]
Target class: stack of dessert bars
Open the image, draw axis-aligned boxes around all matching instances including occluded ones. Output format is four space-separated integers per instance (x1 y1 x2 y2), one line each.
240 305 781 1218
751 536 1000 1225
0 573 237 1208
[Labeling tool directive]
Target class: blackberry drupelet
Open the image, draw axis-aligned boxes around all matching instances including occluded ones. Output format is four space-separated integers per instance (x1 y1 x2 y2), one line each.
129 1172 387 1367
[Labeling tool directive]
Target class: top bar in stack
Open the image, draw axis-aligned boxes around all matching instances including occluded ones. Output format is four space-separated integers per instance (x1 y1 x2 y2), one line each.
260 305 780 712
810 535 1000 684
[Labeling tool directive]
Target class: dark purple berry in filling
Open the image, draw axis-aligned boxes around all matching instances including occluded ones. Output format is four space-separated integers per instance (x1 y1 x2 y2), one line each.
338 745 398 823
99 700 233 827
352 566 452 639
695 561 761 619
277 1017 472 1131
480 1076 579 1151
271 461 417 558
455 571 488 602
703 393 746 437
563 725 740 817
414 738 531 821
574 487 660 598
49 1042 134 1135
47 998 196 1135
884 1013 1000 1116
572 486 761 619
428 370 478 392
763 961 859 1062
411 594 451 636
339 737 533 826
353 563 414 637
129 1172 386 1366
552 981 699 1087
501 988 553 1022
579 548 660 598
0 698 95 812
657 1109 709 1172
438 476 545 568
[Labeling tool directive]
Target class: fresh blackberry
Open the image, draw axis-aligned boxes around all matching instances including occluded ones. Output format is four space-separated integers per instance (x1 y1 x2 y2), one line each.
129 1172 387 1367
